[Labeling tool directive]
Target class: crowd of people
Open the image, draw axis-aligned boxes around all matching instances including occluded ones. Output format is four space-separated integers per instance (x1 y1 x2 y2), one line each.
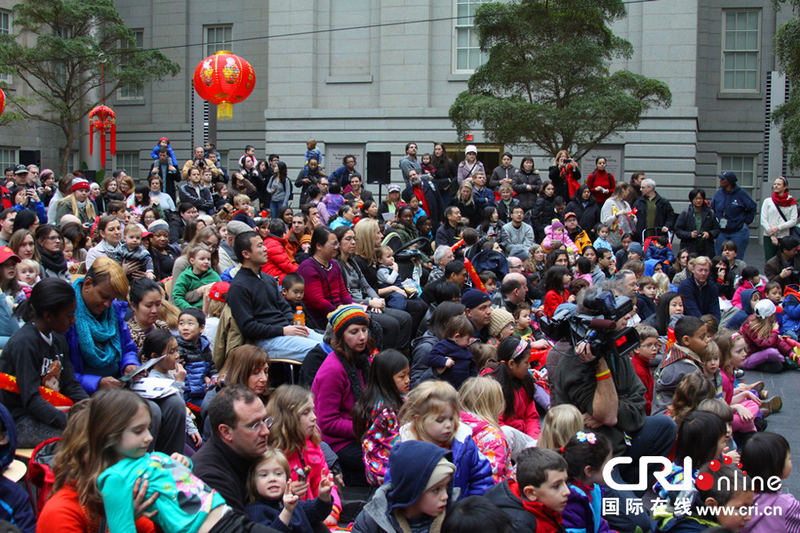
0 139 795 533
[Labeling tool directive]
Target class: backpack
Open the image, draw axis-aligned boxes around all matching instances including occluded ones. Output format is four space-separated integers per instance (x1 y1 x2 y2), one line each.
25 437 59 517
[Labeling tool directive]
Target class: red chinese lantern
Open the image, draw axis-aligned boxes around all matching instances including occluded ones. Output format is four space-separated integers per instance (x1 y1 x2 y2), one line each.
0 88 5 118
88 104 116 168
193 51 256 120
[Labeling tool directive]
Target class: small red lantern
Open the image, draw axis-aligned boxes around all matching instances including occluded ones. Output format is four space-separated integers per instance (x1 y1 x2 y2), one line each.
0 88 5 118
88 105 116 168
193 51 255 120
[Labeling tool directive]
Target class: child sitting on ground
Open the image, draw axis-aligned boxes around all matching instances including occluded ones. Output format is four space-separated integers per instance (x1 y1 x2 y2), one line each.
458 377 512 483
376 246 417 311
637 275 657 320
488 308 515 346
512 304 533 339
490 337 542 440
561 431 615 533
632 324 660 415
740 299 799 373
644 235 674 264
322 182 345 220
231 194 256 228
592 223 612 252
740 432 800 531
781 284 800 339
732 266 766 309
427 315 478 390
173 243 221 310
654 462 754 532
398 380 494 498
176 308 214 404
667 372 715 426
652 271 672 300
139 329 202 448
701 339 723 398
246 448 333 533
150 136 178 166
352 440 457 533
484 447 570 532
537 404 582 451
652 316 708 415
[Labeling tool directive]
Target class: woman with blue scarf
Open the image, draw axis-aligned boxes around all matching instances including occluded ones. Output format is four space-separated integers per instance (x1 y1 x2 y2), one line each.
66 256 186 454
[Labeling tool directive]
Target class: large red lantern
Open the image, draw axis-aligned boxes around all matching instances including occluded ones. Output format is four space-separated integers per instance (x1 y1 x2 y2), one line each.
88 104 116 168
0 88 5 118
193 51 255 120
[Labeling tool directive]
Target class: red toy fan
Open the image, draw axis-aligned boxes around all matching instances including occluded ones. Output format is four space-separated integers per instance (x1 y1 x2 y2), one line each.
88 104 116 168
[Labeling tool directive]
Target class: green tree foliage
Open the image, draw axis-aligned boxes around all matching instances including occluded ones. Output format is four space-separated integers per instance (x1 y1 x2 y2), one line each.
449 0 672 159
773 1 800 170
0 0 180 172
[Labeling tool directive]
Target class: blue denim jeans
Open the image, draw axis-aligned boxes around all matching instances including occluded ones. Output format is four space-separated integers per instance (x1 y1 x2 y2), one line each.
256 329 324 363
715 225 751 257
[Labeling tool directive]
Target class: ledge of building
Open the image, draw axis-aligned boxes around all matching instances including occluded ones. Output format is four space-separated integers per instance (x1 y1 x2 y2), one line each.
325 74 373 84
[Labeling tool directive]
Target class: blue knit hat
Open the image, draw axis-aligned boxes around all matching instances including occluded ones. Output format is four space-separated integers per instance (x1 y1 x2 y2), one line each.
461 288 491 309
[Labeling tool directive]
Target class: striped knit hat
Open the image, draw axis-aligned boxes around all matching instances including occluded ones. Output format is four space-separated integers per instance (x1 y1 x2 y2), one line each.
327 304 369 338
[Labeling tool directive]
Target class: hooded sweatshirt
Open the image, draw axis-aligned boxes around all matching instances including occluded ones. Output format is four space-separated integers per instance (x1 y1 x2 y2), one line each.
725 288 757 331
352 440 459 533
0 404 36 533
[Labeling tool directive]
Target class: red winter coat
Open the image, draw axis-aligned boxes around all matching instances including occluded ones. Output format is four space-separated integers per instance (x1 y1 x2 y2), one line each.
262 234 297 283
499 386 541 439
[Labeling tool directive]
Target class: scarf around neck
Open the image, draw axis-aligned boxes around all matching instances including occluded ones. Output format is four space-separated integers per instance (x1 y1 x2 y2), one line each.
37 245 67 274
73 278 122 370
772 190 797 208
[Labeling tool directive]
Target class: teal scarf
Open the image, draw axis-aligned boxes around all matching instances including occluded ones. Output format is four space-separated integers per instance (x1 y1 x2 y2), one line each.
73 278 122 369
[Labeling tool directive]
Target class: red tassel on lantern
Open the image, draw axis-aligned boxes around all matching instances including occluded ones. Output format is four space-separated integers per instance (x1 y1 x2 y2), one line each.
88 105 116 168
0 88 5 118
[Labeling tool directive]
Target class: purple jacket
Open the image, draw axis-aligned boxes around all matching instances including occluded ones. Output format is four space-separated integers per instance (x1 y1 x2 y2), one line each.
66 300 140 394
743 491 800 533
562 482 612 533
311 351 366 453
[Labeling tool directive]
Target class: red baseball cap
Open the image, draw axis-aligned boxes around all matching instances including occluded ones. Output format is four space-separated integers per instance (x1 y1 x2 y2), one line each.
0 246 20 265
209 281 230 302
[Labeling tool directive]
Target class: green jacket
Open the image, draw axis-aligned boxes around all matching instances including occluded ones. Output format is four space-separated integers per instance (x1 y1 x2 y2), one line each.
172 266 221 310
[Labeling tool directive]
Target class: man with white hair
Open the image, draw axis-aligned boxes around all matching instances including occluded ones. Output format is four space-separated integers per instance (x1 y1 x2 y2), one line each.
632 178 676 242
428 245 455 285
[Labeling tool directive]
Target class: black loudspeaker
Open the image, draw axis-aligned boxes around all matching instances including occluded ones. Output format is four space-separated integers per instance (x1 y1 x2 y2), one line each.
366 151 391 185
18 150 41 166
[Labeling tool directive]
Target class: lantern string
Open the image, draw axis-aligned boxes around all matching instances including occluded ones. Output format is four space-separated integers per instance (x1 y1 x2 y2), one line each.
100 62 104 105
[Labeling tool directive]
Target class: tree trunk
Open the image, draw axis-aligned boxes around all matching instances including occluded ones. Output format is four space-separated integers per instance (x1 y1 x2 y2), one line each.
60 123 74 175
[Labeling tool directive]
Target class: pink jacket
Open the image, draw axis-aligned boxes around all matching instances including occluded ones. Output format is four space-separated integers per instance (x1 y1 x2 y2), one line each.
311 351 366 452
284 438 342 517
362 401 400 486
542 223 578 253
499 386 541 439
740 318 793 357
460 411 512 483
732 279 765 309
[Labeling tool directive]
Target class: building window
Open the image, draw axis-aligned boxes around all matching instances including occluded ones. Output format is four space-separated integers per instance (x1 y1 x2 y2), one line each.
0 10 11 84
722 10 760 92
454 0 488 73
205 25 232 56
118 30 144 100
0 147 16 171
719 155 756 196
115 151 139 175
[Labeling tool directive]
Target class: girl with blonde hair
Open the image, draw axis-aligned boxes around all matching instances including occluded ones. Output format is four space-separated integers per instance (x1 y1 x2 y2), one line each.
537 403 583 450
266 385 342 526
457 377 512 482
398 380 493 497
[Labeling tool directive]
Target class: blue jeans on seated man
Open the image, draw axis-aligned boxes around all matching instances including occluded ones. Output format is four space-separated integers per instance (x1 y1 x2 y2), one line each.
715 225 751 257
256 329 325 363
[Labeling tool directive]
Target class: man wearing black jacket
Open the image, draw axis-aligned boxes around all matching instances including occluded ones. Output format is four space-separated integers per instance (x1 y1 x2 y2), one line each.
150 148 181 200
227 231 323 361
193 386 281 533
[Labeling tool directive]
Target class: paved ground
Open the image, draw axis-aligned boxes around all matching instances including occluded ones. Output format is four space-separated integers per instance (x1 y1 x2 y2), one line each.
735 240 800 495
